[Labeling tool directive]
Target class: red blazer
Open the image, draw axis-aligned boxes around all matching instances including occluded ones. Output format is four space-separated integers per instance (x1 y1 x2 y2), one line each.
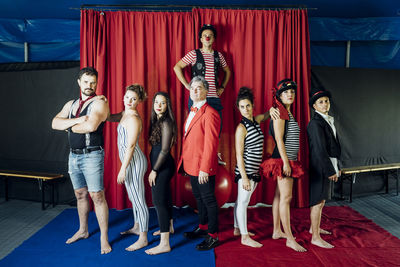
177 103 220 177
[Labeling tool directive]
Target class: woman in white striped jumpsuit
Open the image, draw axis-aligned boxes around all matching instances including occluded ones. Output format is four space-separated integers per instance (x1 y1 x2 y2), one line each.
111 84 149 251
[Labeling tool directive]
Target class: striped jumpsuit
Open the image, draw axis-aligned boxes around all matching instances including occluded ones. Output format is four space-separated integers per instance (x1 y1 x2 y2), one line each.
117 124 149 232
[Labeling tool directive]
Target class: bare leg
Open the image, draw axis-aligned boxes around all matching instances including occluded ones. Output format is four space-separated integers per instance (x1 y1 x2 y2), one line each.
153 219 174 236
271 184 286 239
309 204 332 234
277 178 306 252
121 222 140 235
126 231 148 251
145 232 171 255
90 191 112 254
66 187 90 244
318 204 332 234
310 201 334 248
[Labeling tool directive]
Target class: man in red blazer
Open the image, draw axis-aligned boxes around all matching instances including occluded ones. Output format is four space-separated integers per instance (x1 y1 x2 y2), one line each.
178 75 221 250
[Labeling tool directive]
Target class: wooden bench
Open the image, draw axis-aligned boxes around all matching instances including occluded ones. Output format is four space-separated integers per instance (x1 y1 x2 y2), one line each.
0 170 64 210
340 163 400 202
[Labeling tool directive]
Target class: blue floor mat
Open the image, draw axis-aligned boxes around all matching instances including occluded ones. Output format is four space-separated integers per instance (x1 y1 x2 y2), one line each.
0 207 215 267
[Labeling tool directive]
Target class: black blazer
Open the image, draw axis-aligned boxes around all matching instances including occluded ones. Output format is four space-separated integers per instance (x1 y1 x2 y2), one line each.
307 112 341 179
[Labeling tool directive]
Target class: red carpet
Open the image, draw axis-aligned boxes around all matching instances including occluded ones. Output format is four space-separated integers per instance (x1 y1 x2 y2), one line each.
215 206 400 267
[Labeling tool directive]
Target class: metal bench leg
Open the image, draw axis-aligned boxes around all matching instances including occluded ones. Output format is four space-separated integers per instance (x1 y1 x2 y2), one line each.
39 179 45 210
385 170 389 194
52 181 55 207
341 175 344 199
4 176 9 201
397 169 399 196
350 173 356 203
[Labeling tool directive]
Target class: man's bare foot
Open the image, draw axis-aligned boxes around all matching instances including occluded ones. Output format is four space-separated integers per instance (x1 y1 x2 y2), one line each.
126 238 148 251
241 235 263 248
286 239 307 252
272 231 287 239
309 228 332 235
311 237 334 248
66 230 89 244
233 227 255 236
100 237 112 254
121 226 140 235
145 244 171 255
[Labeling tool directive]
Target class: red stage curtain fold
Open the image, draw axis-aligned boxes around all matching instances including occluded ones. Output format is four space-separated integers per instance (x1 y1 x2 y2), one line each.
80 8 310 209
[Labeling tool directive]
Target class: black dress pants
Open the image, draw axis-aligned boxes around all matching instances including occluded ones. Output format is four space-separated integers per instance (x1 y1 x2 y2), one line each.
189 175 218 234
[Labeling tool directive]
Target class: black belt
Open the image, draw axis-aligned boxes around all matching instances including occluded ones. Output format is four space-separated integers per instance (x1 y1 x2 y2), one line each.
71 146 102 154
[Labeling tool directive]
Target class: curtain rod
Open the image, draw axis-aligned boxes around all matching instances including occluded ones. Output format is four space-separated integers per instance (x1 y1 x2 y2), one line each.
70 4 316 11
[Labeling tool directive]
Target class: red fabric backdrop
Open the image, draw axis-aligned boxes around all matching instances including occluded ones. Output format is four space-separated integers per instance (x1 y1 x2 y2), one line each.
80 8 311 209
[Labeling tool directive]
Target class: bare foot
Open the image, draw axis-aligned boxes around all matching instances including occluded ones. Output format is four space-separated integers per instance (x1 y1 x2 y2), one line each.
145 244 171 255
100 237 112 254
272 231 287 239
121 226 140 235
126 238 148 251
153 230 161 236
241 235 263 248
319 228 331 235
286 239 307 252
311 237 334 248
309 228 331 235
153 225 175 236
66 230 89 244
233 227 255 236
153 229 175 236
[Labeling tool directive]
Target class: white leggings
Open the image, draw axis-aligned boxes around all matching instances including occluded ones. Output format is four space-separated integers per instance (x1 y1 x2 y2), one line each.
234 179 257 235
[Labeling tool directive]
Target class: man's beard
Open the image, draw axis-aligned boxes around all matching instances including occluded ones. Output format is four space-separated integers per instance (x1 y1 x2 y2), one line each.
82 88 95 96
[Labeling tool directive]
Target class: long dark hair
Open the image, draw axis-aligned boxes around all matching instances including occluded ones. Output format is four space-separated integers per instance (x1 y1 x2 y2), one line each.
149 92 177 146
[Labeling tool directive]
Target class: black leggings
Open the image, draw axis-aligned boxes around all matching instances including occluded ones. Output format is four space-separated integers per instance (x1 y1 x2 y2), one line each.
150 146 174 233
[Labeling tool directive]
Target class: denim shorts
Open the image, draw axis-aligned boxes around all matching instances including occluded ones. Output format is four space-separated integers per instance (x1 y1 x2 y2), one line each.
68 149 104 192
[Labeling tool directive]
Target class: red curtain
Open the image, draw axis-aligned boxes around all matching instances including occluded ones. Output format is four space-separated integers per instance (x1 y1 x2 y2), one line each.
191 8 311 207
80 8 310 209
81 10 195 209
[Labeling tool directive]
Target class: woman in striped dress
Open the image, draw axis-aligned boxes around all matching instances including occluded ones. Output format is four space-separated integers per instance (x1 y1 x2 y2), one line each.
233 87 279 248
110 84 149 251
260 79 306 252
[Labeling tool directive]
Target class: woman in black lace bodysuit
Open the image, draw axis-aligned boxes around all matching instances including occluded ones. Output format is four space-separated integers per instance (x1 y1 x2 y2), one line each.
145 92 177 255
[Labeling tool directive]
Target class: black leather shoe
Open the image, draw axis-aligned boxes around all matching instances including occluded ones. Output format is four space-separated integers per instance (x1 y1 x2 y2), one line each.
196 235 219 251
183 227 208 239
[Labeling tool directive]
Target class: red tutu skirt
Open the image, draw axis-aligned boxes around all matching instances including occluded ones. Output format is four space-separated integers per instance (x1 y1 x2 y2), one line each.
260 158 304 180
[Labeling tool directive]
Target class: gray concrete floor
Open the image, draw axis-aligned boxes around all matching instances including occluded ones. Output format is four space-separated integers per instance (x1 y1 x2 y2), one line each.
0 199 69 260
